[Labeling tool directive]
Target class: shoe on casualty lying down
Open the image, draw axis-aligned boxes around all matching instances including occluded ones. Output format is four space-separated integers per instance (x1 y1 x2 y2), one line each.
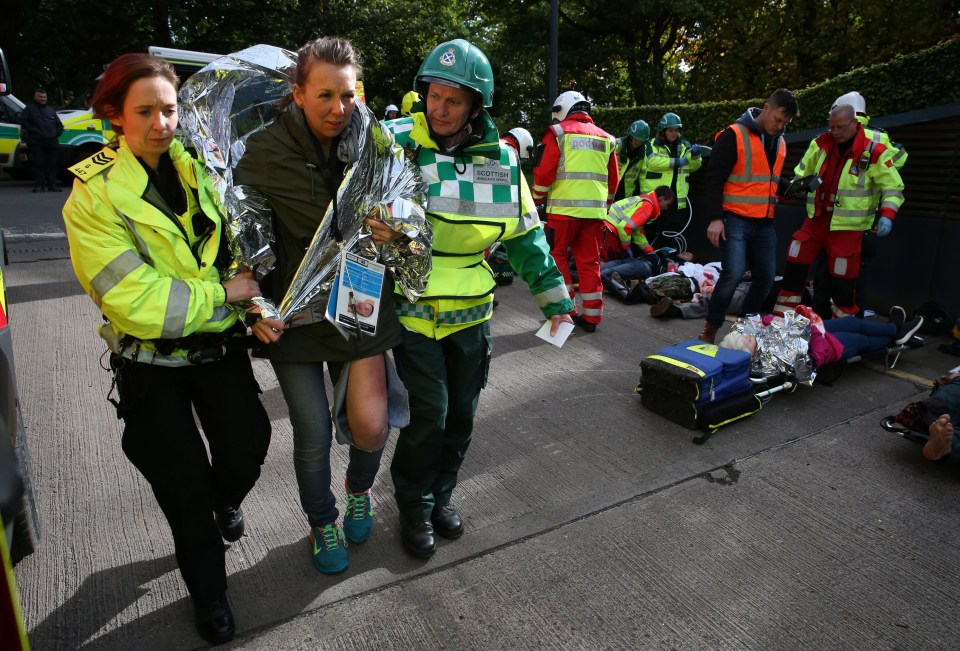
894 316 923 345
889 305 906 328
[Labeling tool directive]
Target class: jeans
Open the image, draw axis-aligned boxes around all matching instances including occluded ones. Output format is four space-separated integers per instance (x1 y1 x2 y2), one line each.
600 257 654 283
272 360 383 528
706 215 777 327
825 317 895 360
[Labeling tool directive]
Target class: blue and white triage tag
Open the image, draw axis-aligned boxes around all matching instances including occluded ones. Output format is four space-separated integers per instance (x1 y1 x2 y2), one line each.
327 251 385 337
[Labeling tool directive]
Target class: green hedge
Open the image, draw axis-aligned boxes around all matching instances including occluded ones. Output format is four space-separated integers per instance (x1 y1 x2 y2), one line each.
593 38 960 145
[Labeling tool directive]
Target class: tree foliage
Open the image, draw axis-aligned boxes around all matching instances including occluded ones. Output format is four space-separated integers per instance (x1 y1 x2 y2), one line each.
2 0 957 125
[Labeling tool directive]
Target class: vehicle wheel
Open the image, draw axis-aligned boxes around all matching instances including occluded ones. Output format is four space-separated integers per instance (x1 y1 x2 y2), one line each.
4 167 30 181
9 412 40 565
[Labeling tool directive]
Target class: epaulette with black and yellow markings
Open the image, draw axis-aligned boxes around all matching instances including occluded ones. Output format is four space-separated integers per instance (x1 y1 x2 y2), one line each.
70 147 118 182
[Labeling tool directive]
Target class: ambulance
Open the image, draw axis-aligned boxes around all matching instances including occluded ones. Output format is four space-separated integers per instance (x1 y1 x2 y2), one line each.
0 46 220 181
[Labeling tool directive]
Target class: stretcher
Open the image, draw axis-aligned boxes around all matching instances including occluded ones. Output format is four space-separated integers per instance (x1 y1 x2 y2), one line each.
879 416 929 445
814 335 925 386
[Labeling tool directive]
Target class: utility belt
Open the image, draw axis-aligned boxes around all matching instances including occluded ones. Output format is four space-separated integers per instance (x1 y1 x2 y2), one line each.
107 322 251 367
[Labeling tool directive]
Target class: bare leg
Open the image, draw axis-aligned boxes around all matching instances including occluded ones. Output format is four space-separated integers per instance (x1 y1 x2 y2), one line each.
346 353 389 452
924 414 954 462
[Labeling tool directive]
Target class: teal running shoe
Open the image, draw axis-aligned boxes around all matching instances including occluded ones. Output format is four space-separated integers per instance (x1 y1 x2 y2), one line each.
343 486 373 543
309 523 348 574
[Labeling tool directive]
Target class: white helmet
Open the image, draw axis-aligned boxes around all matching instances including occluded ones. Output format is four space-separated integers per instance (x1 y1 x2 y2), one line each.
507 127 534 159
384 104 399 117
831 91 866 116
551 90 590 122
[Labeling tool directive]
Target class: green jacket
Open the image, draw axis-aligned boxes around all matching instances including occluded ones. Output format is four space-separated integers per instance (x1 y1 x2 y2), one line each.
386 111 572 339
233 103 402 362
63 137 235 365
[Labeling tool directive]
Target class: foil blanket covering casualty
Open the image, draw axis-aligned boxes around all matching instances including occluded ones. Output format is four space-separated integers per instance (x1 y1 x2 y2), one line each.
178 44 432 323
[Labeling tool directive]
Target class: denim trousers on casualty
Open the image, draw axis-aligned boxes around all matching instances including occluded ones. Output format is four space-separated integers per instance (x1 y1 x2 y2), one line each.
706 214 777 327
271 360 383 528
599 257 654 282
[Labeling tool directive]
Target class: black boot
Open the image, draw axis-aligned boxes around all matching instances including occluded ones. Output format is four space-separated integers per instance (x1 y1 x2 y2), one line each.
431 504 465 540
400 516 436 558
215 506 245 542
194 593 235 645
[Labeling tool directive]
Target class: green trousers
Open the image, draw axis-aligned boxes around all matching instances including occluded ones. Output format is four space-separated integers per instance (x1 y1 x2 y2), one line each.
390 321 491 521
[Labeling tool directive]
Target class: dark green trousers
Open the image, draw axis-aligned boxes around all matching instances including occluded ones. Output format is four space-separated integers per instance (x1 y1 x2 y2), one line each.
391 321 491 521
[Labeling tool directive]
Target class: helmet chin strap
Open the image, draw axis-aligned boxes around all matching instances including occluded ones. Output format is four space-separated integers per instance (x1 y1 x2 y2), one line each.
431 111 482 153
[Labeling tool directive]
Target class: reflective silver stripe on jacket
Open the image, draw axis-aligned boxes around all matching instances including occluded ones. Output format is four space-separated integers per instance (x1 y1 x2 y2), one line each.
162 279 192 339
104 171 155 267
555 171 608 182
533 283 571 308
429 196 520 218
547 199 607 209
90 250 145 307
208 305 233 323
512 209 541 236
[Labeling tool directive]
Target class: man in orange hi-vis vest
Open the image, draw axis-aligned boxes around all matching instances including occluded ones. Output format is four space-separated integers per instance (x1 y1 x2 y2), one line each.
699 88 800 344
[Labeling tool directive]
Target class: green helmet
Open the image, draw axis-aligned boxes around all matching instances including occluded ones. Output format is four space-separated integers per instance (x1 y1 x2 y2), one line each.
658 112 683 131
627 119 650 142
415 39 494 107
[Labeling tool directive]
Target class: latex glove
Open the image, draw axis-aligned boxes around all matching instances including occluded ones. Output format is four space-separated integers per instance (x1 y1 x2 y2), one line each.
876 216 893 237
690 144 701 157
676 156 688 167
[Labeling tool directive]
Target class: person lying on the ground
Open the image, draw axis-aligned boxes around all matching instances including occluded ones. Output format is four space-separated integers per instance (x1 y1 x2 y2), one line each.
717 306 922 384
914 369 960 462
601 247 693 303
925 414 957 462
650 277 750 321
808 306 923 368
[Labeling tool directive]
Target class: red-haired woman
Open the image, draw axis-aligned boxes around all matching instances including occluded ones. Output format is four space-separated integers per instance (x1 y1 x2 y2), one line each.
62 53 271 646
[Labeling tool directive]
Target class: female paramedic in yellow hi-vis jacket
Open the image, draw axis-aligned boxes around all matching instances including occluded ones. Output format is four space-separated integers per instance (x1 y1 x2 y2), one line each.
62 53 270 646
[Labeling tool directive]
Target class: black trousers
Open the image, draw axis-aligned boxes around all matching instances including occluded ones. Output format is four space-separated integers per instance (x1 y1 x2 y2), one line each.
117 351 271 603
30 140 59 189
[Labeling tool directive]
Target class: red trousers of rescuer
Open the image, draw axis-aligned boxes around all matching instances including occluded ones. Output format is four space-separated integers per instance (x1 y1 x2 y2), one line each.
547 214 604 325
775 216 864 318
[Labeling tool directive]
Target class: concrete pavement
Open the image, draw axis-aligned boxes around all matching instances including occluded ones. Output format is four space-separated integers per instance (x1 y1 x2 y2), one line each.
4 178 960 650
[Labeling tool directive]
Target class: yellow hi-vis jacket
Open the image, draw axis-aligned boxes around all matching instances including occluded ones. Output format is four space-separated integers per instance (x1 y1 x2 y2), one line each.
536 119 617 219
386 112 572 339
793 125 905 231
63 138 236 364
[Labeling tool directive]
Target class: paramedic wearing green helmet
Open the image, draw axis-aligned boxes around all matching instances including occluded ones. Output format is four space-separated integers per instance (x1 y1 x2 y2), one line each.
641 112 703 243
384 39 573 559
615 119 650 200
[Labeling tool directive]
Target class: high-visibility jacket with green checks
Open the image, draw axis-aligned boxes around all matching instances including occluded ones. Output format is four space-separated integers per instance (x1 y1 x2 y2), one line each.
63 137 236 364
543 123 616 219
386 113 572 340
793 126 905 231
640 136 702 209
